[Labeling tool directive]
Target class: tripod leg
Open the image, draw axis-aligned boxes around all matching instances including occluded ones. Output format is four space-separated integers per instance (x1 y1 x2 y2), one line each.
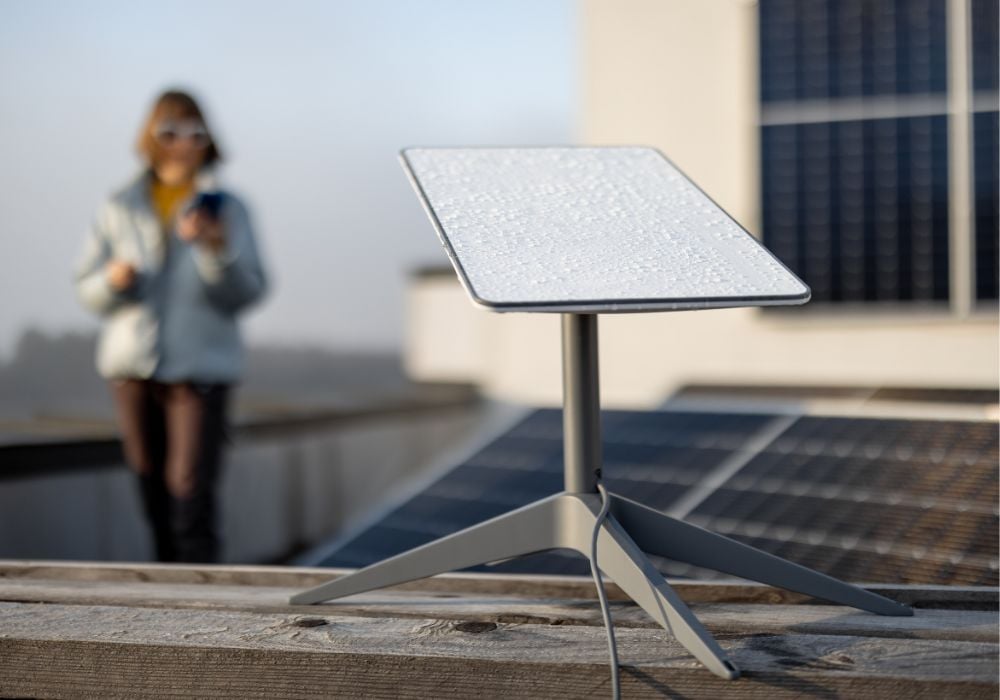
609 494 912 617
564 496 740 680
290 494 563 605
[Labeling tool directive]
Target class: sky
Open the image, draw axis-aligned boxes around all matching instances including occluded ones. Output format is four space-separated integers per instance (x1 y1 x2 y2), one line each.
0 0 577 357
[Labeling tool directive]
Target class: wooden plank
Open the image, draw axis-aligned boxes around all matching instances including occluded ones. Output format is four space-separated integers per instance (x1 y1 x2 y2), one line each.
0 578 995 643
0 601 996 699
1 560 996 608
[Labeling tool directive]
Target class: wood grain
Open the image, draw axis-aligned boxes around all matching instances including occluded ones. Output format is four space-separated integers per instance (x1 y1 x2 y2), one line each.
0 578 994 642
0 561 996 699
1 560 995 607
1 602 996 699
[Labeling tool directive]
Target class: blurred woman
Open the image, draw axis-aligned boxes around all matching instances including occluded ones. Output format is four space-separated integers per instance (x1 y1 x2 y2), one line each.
74 89 268 562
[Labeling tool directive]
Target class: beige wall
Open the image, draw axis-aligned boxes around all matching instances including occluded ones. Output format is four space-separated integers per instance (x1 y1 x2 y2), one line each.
582 0 761 231
406 280 998 407
403 0 999 406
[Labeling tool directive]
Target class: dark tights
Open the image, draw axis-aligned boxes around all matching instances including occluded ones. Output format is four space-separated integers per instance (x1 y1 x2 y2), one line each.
110 379 229 563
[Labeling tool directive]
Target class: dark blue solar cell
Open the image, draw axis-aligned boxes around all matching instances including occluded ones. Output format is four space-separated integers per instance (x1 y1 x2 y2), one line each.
760 0 948 101
974 111 999 301
759 0 800 103
972 0 1000 92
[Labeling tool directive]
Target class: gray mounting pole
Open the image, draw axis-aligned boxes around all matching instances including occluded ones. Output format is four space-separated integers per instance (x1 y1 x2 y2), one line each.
562 313 601 493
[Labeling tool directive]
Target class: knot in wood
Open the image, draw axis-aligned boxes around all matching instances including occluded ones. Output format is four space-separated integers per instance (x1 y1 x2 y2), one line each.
291 617 328 628
453 621 498 634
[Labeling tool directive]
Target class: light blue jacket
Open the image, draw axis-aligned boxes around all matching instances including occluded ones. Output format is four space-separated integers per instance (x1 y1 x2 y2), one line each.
74 170 268 383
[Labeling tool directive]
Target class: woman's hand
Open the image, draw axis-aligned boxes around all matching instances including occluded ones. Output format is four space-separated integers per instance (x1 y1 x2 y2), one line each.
105 259 137 291
178 208 227 254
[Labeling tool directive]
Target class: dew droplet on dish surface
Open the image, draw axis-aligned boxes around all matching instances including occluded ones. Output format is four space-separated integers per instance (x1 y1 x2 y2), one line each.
403 147 808 309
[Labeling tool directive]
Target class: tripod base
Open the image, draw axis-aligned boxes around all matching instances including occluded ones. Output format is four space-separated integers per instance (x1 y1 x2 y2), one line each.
290 491 912 679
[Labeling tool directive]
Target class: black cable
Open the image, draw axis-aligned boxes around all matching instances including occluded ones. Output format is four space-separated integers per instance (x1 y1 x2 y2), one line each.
589 477 621 700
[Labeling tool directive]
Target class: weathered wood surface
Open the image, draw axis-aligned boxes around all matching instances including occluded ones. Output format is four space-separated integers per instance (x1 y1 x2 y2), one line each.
0 561 996 699
0 575 995 643
2 561 995 608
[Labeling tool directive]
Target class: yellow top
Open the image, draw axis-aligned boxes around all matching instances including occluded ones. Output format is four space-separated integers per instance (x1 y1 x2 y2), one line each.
149 179 194 227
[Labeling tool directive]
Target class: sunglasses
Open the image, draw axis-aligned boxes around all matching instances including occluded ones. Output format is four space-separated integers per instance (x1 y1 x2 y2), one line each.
153 121 210 148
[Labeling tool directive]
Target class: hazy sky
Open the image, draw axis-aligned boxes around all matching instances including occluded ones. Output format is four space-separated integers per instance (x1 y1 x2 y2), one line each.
0 0 576 357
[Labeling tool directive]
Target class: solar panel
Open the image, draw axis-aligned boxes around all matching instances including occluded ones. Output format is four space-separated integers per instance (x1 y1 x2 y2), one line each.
326 410 772 574
318 410 998 586
687 417 999 585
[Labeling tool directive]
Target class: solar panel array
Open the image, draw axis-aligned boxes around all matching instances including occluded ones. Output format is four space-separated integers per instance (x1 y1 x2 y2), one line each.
758 0 1000 305
319 409 999 587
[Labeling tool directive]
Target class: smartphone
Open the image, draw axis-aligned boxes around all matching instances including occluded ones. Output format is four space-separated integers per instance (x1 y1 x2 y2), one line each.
190 192 224 218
